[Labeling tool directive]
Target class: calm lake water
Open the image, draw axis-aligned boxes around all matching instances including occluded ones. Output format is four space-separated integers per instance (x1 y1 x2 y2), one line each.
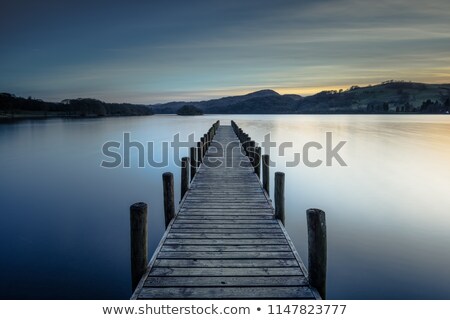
1 115 449 299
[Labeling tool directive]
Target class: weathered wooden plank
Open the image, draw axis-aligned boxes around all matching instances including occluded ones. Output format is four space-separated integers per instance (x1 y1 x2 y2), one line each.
167 233 286 239
178 210 274 215
138 286 315 299
179 209 274 214
174 219 277 224
132 124 315 300
145 276 308 287
165 229 282 234
161 245 292 252
183 199 268 203
157 251 295 259
149 267 304 276
171 223 279 229
164 239 287 245
179 205 272 209
154 259 299 268
176 215 274 220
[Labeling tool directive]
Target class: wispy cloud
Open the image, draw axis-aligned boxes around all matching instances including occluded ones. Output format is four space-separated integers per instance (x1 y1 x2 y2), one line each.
1 0 449 103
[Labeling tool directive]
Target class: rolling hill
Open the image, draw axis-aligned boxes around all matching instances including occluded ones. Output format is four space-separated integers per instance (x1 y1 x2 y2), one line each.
150 81 450 114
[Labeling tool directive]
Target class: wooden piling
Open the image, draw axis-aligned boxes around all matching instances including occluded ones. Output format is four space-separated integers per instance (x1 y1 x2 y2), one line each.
255 146 261 179
190 147 196 181
306 208 327 299
181 157 189 200
197 142 203 165
207 131 211 148
130 202 148 292
162 172 175 229
248 140 255 166
262 154 270 195
132 123 319 300
275 172 285 225
200 137 205 156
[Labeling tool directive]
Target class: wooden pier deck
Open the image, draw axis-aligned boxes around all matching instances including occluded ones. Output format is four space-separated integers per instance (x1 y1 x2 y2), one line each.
131 124 320 299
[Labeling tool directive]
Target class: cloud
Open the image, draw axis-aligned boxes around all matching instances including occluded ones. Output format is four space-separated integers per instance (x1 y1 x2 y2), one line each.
1 0 450 102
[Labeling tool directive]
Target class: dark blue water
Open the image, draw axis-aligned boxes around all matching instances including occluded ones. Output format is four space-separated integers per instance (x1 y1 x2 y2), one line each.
1 115 449 299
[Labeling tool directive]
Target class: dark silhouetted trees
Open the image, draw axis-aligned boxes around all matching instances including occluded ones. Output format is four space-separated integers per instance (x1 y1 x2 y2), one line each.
0 94 154 118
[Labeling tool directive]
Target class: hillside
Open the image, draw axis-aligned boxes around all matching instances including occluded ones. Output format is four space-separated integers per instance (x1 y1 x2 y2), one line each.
209 95 299 114
151 81 450 114
151 89 288 113
0 94 154 119
176 105 203 115
297 81 450 113
2 81 449 118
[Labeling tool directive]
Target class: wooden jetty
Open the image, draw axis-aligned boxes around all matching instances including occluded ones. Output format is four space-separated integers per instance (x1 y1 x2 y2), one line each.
131 121 326 299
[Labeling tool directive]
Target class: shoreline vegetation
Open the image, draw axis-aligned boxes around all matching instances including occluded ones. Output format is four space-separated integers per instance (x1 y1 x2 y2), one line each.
0 95 154 121
1 81 450 122
176 104 204 116
151 81 450 115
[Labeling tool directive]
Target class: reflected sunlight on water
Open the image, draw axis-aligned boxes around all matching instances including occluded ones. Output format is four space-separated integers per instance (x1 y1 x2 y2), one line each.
0 115 449 299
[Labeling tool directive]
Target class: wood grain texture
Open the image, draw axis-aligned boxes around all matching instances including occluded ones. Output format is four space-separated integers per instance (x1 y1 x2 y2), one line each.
132 124 316 300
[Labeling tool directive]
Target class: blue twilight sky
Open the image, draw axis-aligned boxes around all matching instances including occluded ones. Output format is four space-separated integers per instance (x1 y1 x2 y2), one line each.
1 0 450 103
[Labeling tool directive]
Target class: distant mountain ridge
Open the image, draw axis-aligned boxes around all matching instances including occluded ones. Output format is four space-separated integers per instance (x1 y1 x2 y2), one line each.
151 89 288 113
2 81 450 119
151 81 450 114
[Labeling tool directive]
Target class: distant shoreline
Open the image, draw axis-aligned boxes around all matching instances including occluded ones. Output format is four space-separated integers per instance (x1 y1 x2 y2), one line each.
2 112 448 124
0 113 153 123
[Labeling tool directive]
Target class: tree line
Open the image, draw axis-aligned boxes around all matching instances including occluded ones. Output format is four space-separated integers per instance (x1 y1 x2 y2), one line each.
0 93 154 118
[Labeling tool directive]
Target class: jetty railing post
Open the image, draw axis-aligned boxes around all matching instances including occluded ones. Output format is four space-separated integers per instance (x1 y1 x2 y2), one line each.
255 146 261 179
190 147 196 181
181 157 189 200
274 172 285 225
201 136 206 156
248 140 255 165
130 202 148 292
197 142 203 166
162 172 175 229
204 133 208 153
306 208 327 300
244 136 250 154
262 154 270 195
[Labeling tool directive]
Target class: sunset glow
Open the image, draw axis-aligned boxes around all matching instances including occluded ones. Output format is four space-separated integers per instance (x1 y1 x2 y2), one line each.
1 0 450 103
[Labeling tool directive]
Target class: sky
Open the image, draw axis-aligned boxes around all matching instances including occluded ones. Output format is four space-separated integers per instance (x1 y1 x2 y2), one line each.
1 0 450 104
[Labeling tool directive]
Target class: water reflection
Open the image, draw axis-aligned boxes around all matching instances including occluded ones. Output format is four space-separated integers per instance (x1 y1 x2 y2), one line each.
0 115 449 299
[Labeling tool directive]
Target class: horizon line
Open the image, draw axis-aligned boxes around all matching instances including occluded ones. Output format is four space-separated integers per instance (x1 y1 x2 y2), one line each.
4 79 450 105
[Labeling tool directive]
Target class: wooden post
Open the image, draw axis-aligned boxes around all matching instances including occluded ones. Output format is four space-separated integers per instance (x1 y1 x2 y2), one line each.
162 172 175 229
201 137 206 156
248 140 255 165
242 137 247 154
181 157 189 201
190 147 196 181
262 154 270 195
274 172 285 225
255 146 261 179
130 202 148 292
306 208 327 299
197 142 203 165
243 134 249 146
204 133 208 151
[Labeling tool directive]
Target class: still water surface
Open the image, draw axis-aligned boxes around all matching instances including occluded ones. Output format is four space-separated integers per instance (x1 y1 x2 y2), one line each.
0 115 449 299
